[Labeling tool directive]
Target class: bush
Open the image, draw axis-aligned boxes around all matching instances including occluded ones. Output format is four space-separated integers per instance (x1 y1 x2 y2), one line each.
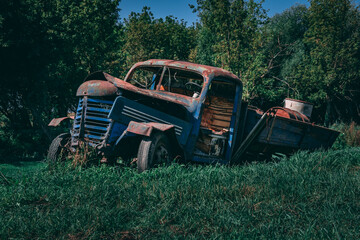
331 122 360 149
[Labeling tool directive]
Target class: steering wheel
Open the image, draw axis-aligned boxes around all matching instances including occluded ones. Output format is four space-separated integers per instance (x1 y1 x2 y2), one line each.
185 82 202 93
129 77 151 89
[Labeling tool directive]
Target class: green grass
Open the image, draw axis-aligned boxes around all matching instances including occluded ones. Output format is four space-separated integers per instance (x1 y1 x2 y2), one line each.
1 148 359 239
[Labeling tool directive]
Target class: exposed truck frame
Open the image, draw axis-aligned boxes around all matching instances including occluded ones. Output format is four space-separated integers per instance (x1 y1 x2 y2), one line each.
48 59 339 172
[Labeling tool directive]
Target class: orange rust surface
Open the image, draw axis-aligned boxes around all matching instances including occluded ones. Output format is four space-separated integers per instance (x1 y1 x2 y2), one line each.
267 107 310 122
124 59 241 84
103 72 195 108
48 117 72 127
76 80 118 97
81 60 242 109
248 105 264 115
127 121 175 137
201 96 234 131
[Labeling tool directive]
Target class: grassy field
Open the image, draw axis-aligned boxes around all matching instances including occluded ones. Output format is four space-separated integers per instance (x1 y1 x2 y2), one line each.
1 148 359 239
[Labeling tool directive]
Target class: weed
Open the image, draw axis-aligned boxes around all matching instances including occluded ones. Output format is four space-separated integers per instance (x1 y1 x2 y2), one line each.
331 122 360 149
70 141 100 168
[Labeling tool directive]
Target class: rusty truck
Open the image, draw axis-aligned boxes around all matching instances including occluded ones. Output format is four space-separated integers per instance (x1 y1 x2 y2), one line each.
48 59 339 172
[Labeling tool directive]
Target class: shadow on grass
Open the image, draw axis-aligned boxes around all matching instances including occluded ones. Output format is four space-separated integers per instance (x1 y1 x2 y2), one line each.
0 152 44 165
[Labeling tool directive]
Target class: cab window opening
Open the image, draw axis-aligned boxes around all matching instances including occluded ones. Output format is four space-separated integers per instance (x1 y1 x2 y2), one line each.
128 66 204 98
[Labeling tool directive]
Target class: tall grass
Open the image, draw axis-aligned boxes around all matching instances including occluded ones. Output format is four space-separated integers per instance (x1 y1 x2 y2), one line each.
331 122 360 149
1 148 359 239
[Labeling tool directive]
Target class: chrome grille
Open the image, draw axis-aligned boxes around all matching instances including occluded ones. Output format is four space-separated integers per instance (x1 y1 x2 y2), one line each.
72 97 113 146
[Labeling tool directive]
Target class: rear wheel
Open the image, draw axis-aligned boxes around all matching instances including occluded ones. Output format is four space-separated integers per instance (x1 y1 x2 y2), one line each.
137 132 172 173
47 133 71 163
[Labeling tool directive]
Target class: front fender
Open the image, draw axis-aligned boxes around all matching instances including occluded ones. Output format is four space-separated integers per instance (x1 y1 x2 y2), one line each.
126 121 183 157
112 121 184 161
126 121 175 137
48 116 74 127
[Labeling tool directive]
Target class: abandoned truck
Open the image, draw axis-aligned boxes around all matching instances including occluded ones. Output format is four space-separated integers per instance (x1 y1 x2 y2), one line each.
48 59 339 172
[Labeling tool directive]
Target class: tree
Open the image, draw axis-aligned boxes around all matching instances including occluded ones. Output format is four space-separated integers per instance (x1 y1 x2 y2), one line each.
294 0 360 124
191 0 267 103
0 0 123 155
252 5 309 108
191 0 267 72
123 7 197 67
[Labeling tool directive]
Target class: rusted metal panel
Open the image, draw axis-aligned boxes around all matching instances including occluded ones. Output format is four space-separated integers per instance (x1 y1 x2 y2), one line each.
267 107 310 123
124 59 241 84
101 72 196 109
76 80 118 97
201 96 234 131
48 117 72 127
233 106 340 163
196 131 227 156
256 116 340 151
248 105 264 115
79 60 243 112
126 121 175 137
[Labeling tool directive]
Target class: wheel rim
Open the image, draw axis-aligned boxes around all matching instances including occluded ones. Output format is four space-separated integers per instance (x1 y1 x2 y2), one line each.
154 144 169 165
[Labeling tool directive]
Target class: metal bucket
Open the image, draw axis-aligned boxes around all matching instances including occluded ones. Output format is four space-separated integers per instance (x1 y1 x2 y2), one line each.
283 98 313 119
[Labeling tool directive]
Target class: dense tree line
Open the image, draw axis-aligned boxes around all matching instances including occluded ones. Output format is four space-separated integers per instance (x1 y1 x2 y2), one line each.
0 0 359 156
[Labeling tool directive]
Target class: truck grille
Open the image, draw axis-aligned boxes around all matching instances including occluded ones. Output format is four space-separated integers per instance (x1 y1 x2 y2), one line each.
72 97 113 146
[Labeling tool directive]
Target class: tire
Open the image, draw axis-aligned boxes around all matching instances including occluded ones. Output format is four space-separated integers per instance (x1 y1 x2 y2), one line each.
137 132 173 173
47 133 71 162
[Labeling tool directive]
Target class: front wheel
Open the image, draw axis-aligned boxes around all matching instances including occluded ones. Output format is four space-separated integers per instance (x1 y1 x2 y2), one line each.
137 132 173 173
47 133 71 163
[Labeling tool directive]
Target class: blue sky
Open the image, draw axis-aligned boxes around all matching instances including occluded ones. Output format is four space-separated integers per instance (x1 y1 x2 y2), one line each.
118 0 311 24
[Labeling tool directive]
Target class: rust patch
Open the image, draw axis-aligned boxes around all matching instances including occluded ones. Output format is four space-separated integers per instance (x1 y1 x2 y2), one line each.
201 96 234 131
76 80 118 97
267 107 310 123
125 59 241 83
248 105 264 115
80 59 242 110
127 121 175 137
48 117 73 127
103 72 195 108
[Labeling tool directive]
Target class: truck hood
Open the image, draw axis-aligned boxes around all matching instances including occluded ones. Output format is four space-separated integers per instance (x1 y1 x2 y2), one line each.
77 72 197 112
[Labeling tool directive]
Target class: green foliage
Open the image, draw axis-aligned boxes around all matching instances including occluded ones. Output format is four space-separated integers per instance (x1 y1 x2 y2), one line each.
192 0 272 107
0 115 45 160
1 148 359 238
252 5 309 109
331 122 360 149
0 0 123 157
235 0 360 122
292 0 360 123
123 7 197 68
193 0 267 75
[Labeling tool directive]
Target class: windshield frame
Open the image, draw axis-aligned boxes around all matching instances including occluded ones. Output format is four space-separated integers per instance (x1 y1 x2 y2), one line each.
125 65 205 98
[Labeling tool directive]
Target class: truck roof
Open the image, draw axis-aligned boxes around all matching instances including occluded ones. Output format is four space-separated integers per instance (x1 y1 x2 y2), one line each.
128 59 241 84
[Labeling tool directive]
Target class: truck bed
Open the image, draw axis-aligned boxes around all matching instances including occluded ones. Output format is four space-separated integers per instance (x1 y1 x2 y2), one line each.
232 107 340 162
